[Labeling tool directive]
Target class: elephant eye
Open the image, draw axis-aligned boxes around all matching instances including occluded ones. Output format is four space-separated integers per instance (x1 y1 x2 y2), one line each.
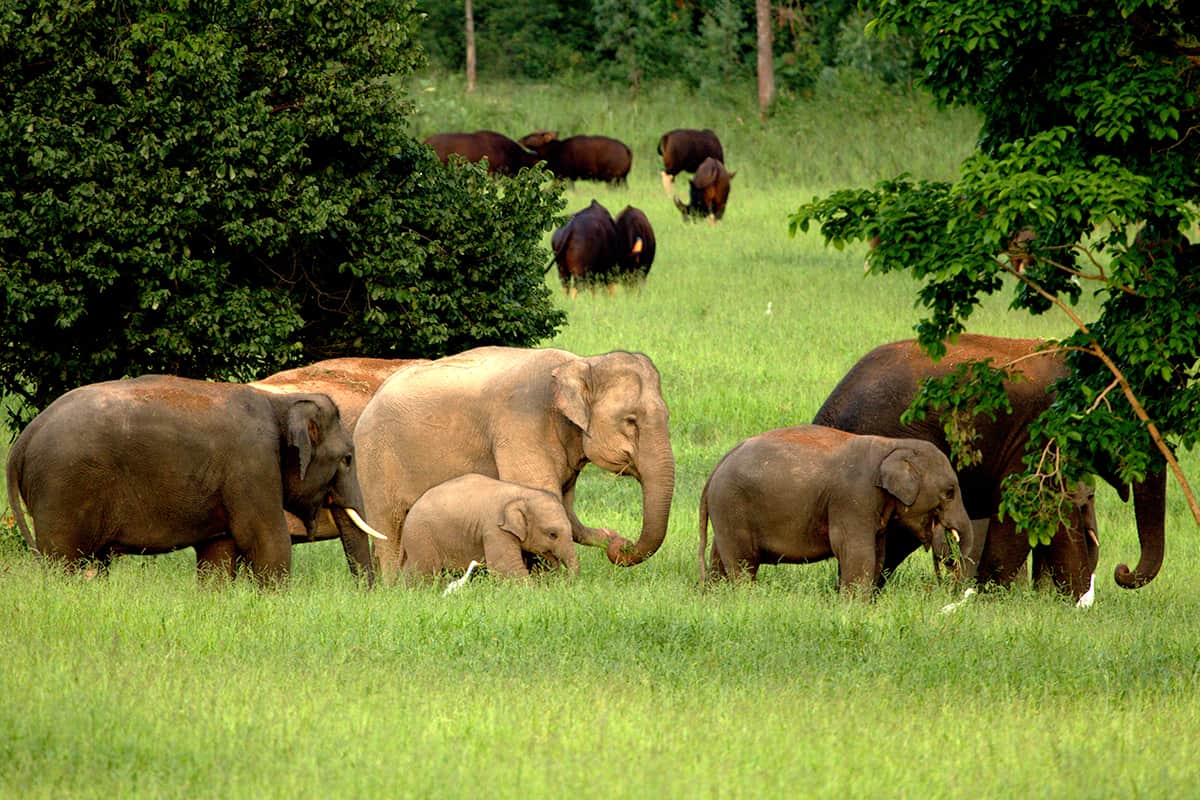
624 414 638 429
342 454 353 468
943 487 956 500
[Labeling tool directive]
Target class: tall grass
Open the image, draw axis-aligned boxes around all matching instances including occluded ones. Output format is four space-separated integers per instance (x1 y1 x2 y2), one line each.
3 73 1198 799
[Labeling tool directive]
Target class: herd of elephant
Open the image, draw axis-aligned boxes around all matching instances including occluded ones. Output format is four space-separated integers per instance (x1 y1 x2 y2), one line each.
425 127 735 294
4 334 1166 604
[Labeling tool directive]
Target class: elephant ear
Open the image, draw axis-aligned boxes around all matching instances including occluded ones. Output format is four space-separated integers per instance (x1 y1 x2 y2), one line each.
498 499 528 542
552 359 592 432
877 448 920 508
286 399 321 480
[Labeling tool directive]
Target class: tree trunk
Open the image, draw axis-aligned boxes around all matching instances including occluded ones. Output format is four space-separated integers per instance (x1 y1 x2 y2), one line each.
465 0 476 93
756 0 775 118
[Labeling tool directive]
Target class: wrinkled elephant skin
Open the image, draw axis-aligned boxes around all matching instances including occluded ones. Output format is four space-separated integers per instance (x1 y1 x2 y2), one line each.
699 425 974 594
355 346 676 584
5 375 371 586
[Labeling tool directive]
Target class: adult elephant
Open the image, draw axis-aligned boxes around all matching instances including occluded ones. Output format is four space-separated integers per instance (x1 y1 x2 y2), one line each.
813 334 1163 600
354 346 676 584
5 375 384 585
192 357 426 582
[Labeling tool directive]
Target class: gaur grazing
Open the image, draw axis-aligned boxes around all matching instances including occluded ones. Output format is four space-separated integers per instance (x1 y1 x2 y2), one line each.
658 128 724 194
549 199 620 296
613 205 656 283
518 130 633 185
674 157 735 223
423 130 538 176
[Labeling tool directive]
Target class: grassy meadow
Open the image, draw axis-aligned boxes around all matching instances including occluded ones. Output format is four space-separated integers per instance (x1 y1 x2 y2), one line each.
3 72 1199 798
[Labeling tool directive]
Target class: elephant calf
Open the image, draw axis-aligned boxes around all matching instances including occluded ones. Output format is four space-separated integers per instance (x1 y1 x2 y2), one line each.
698 425 974 594
400 474 580 583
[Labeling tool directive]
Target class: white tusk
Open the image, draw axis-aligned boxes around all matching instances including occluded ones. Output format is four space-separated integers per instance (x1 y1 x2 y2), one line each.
443 560 481 596
1087 528 1099 548
950 528 961 544
940 587 977 614
1075 573 1096 609
344 507 387 540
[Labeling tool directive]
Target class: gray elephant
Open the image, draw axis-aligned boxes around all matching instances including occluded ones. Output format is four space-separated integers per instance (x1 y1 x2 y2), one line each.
191 356 426 582
5 374 384 585
354 346 675 584
813 334 1143 601
400 474 580 582
698 425 974 593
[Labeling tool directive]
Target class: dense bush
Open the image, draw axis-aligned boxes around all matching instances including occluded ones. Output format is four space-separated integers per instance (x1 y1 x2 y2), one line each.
0 0 565 424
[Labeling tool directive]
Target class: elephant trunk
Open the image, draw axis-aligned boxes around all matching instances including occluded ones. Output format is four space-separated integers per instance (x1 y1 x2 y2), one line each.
608 436 676 567
1114 469 1166 589
329 506 378 586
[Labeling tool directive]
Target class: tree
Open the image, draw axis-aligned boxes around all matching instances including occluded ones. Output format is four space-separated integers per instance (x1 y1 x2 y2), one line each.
0 0 565 425
756 0 776 115
790 1 1200 583
465 0 477 91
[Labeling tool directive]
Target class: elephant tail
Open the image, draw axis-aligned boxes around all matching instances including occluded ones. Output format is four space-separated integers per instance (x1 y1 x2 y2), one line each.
5 433 36 551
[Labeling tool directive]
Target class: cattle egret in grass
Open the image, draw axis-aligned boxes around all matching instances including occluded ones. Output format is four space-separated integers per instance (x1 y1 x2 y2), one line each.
443 560 481 596
940 587 977 614
1076 573 1096 608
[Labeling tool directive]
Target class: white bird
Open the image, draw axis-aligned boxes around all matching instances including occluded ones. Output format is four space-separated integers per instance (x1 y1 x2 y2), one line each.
1075 573 1096 609
940 587 977 614
442 560 481 596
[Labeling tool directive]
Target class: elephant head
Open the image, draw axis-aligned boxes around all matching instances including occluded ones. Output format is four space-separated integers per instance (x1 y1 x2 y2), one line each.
274 394 385 580
877 443 976 580
499 491 580 575
551 351 676 566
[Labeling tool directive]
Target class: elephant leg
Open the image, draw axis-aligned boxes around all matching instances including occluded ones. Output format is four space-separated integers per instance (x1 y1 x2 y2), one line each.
1032 526 1091 601
877 527 920 589
712 527 757 582
195 538 239 581
975 515 1030 589
831 523 880 594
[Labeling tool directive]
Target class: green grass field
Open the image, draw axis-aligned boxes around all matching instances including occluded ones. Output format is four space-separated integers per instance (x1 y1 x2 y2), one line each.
3 72 1199 798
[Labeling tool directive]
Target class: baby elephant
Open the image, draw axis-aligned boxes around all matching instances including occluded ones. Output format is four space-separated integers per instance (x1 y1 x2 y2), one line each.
698 425 974 593
401 474 580 582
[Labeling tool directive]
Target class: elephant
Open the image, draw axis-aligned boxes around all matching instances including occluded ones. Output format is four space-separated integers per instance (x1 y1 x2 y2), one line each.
423 130 539 176
399 473 580 582
4 375 384 585
190 357 426 582
658 128 724 195
613 205 656 284
673 157 735 223
698 425 974 593
813 334 1162 601
518 131 632 185
354 346 676 584
550 199 620 295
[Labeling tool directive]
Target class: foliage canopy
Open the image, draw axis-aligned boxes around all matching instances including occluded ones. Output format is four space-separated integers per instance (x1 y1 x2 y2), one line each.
0 0 565 423
791 0 1200 542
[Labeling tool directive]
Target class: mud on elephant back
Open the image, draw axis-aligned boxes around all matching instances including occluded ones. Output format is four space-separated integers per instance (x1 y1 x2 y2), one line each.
813 334 1164 602
353 346 676 585
4 375 385 586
